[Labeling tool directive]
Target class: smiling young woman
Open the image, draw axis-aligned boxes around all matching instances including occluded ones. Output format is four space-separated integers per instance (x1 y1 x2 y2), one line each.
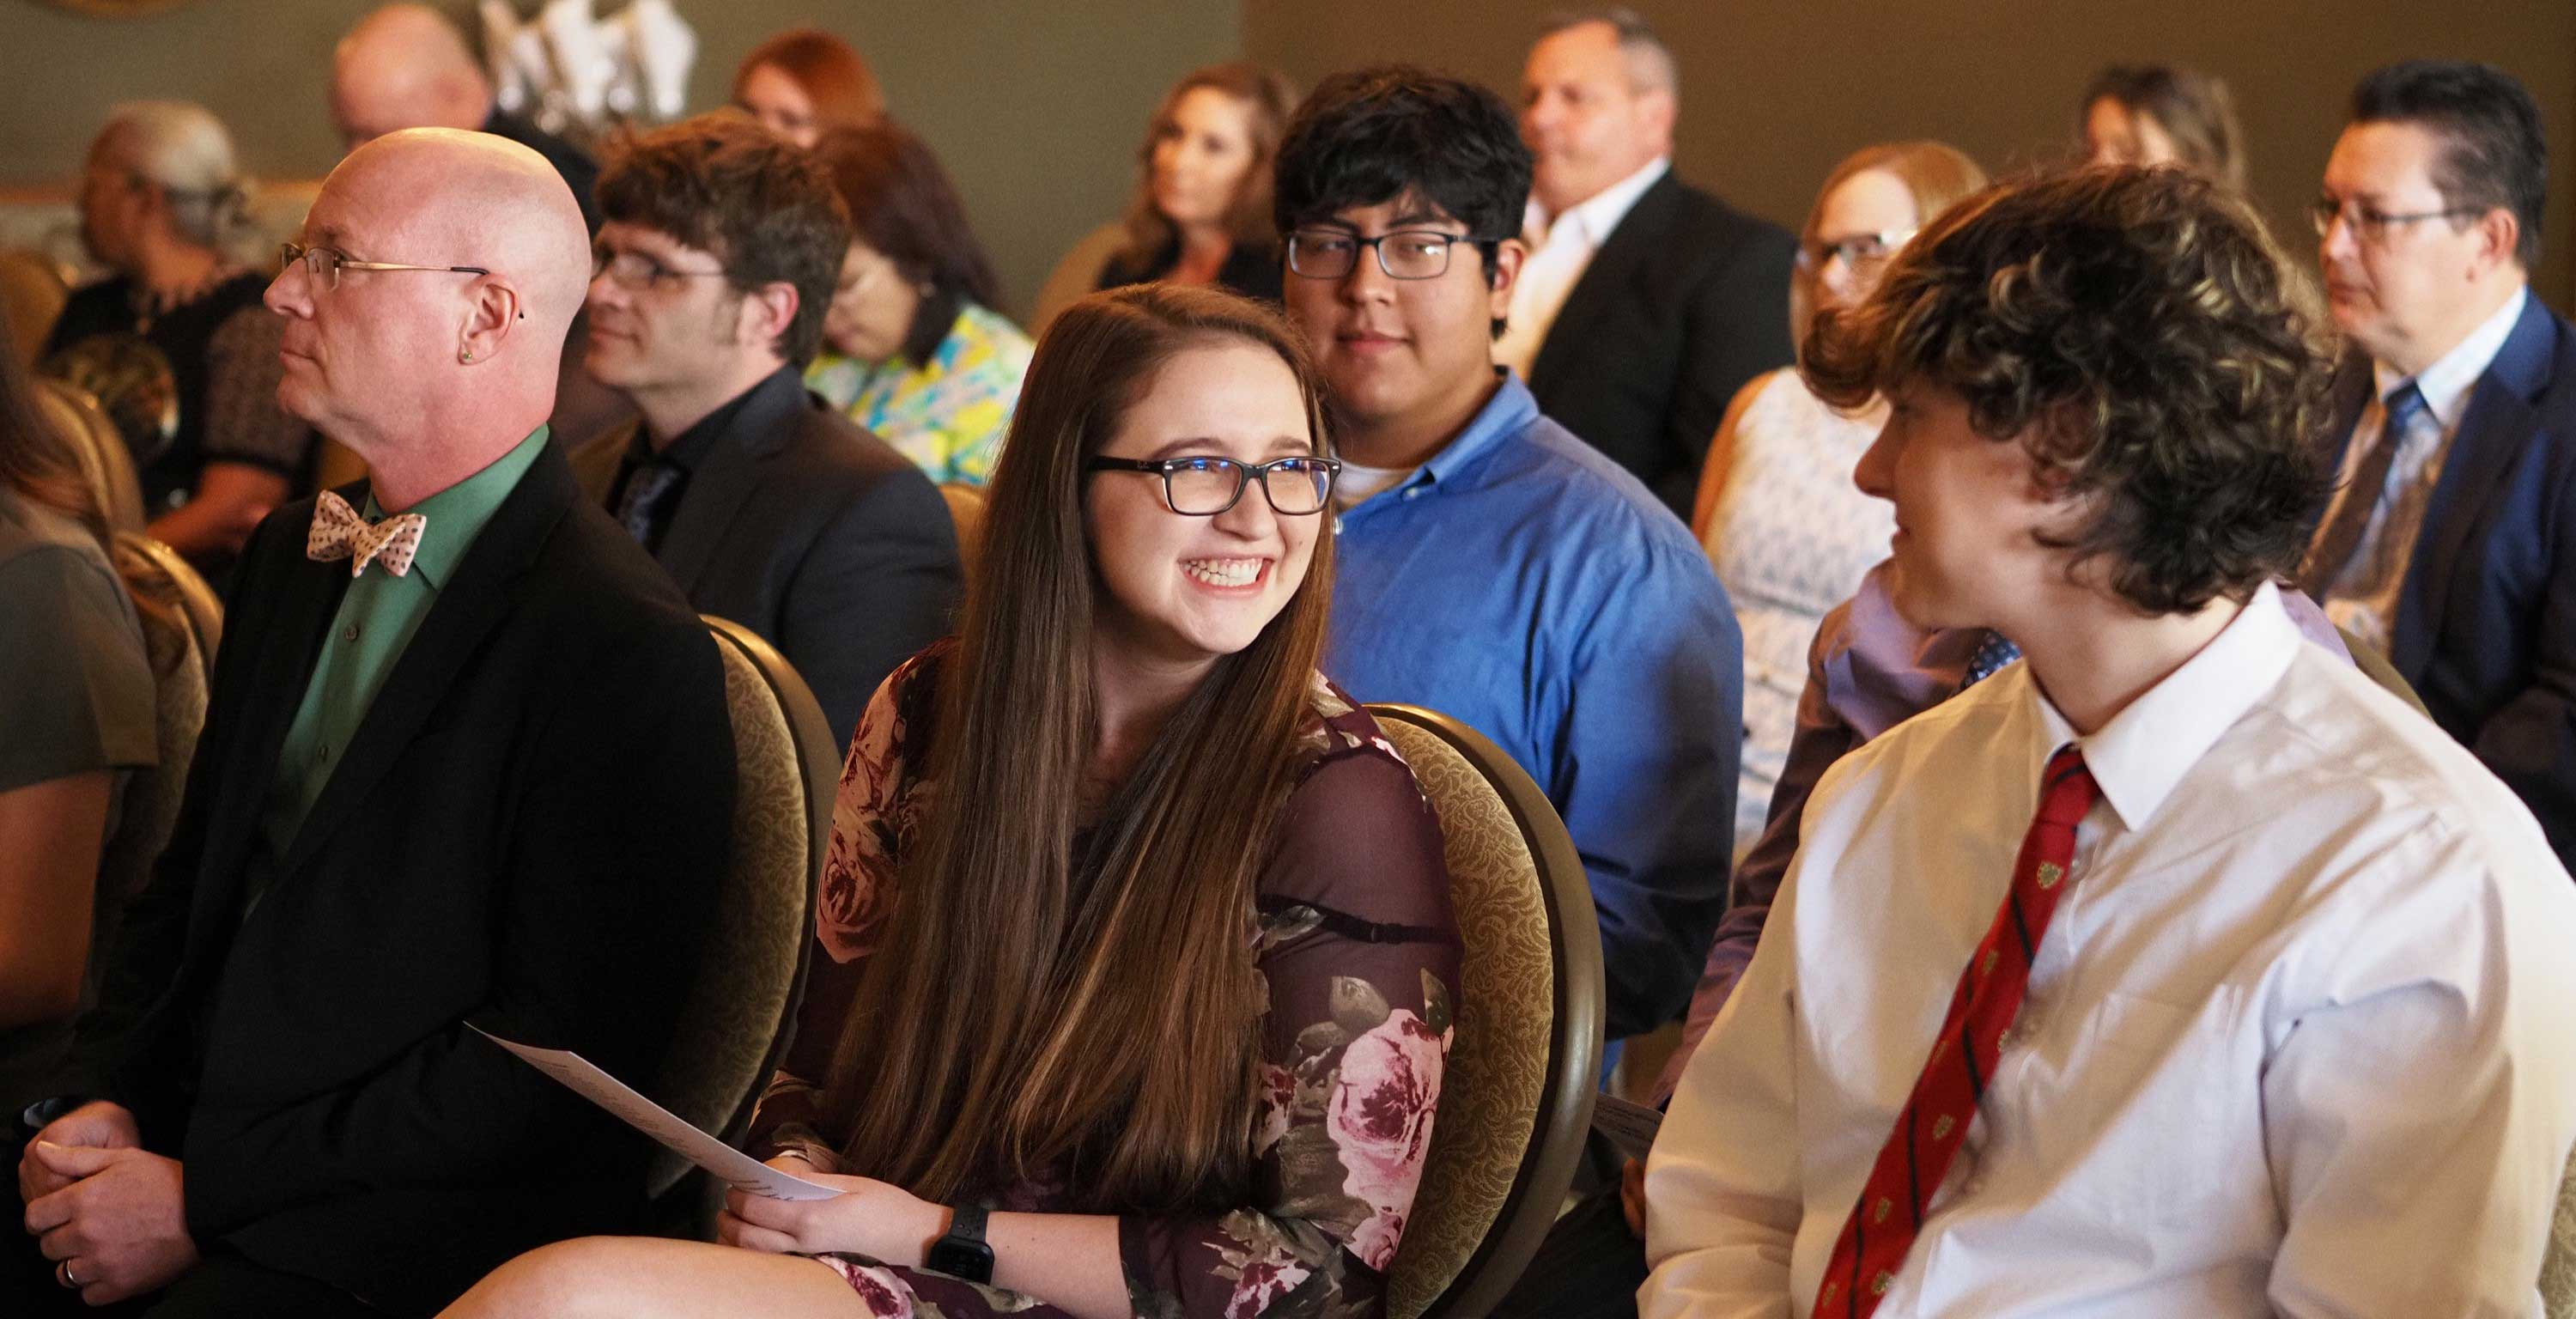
442 284 1459 1319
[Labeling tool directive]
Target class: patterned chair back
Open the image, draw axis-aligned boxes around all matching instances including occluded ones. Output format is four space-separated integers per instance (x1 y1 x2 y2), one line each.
2543 1145 2576 1316
95 534 216 1006
643 617 837 1205
1368 702 1603 1319
33 378 146 533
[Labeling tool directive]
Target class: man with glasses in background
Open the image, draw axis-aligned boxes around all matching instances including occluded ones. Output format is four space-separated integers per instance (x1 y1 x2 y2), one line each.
2305 59 2576 866
571 112 961 751
1273 67 1742 1059
9 127 735 1315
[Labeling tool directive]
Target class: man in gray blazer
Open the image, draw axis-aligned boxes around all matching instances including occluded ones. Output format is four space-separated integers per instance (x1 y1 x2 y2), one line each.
573 112 962 749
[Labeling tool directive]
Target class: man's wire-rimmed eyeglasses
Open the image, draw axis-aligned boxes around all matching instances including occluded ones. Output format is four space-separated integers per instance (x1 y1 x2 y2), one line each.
279 241 489 292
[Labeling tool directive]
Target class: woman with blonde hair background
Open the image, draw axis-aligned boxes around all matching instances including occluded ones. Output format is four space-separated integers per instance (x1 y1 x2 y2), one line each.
446 284 1455 1319
2081 63 2246 188
1689 141 1986 853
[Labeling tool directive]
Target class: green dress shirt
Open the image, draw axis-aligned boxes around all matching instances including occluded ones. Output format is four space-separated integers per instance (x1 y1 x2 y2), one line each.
261 426 550 859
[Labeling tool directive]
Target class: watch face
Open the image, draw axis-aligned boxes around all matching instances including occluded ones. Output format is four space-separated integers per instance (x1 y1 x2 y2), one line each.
926 1239 996 1284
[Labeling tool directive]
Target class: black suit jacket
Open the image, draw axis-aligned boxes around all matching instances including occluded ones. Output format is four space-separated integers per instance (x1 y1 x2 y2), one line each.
571 369 963 750
1526 172 1797 515
2316 294 2576 865
53 440 736 1314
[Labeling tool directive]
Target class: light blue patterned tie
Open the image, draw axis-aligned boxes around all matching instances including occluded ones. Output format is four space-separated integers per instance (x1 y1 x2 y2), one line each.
1958 630 2022 692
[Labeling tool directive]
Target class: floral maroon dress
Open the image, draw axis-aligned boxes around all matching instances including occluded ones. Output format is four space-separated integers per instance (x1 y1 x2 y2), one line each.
750 646 1460 1318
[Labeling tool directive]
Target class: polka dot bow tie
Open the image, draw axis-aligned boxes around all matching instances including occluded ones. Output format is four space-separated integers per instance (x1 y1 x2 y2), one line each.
307 489 427 578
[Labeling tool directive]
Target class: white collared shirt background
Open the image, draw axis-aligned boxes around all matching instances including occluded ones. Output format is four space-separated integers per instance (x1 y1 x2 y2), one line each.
1640 582 2576 1319
1492 156 1670 380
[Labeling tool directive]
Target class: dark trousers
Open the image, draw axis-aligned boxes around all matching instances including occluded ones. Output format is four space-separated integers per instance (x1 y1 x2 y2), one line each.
1488 1182 1649 1319
5 1227 380 1319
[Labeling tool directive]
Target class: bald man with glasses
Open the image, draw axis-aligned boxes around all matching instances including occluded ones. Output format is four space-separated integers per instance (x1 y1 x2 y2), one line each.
9 128 734 1316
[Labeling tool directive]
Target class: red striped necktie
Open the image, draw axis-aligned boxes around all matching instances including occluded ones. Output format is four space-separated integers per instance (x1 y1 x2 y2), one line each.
1812 745 2099 1317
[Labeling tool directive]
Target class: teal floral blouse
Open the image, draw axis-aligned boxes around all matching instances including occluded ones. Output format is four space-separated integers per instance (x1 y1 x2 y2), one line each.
753 644 1460 1317
804 302 1035 487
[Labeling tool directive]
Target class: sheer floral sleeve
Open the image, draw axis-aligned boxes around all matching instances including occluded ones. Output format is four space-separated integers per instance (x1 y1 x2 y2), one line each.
1119 694 1460 1319
750 646 945 1162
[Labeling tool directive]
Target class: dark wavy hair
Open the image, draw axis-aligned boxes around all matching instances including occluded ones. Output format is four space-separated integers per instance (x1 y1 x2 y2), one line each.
1804 166 2333 615
1273 64 1531 336
811 121 1003 366
595 111 853 367
2351 59 2548 268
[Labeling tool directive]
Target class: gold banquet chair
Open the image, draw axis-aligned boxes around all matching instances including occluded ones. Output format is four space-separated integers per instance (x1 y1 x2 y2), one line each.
1367 702 1604 1319
33 377 146 532
0 246 69 368
2545 1146 2576 1317
937 481 988 592
645 617 840 1219
93 534 220 981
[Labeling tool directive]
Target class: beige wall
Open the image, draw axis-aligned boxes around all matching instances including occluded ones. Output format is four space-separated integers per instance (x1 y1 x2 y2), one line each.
0 0 1242 316
1243 0 2576 307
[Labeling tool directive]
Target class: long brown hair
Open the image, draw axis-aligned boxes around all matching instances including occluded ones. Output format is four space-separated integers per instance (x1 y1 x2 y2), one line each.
811 122 1005 365
826 284 1338 1213
1115 63 1299 276
2082 64 2246 190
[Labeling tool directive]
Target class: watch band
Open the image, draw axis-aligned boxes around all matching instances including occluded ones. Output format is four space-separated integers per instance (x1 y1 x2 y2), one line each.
926 1201 996 1285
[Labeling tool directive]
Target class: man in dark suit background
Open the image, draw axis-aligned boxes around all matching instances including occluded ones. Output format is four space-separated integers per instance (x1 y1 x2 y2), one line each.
572 113 961 751
9 129 733 1316
2303 59 2576 865
1498 9 1796 516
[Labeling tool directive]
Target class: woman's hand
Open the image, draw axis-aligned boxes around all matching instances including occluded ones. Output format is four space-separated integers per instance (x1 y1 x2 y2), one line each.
716 1157 945 1265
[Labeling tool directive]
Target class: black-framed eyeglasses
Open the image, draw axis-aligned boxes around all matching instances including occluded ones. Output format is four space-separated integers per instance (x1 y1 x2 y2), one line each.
1084 454 1343 515
2308 197 2478 246
1795 228 1916 274
592 243 733 292
279 241 489 292
1286 228 1502 280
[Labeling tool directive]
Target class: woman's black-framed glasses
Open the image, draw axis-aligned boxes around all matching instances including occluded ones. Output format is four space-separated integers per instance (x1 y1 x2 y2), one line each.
279 241 489 292
1084 454 1343 515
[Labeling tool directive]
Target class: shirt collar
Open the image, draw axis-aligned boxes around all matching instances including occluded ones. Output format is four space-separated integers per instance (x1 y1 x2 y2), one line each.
646 364 804 471
1528 156 1669 247
363 424 550 589
2375 283 2529 429
1417 370 1540 489
2025 580 2303 833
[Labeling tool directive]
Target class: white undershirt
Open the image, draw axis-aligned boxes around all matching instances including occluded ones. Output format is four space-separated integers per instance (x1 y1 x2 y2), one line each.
1492 156 1669 380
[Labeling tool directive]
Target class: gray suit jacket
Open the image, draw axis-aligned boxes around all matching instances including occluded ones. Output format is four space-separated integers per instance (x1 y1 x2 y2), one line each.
572 368 963 749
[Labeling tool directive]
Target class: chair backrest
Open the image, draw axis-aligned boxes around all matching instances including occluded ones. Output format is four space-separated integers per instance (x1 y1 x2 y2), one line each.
117 532 222 661
937 482 987 590
1367 702 1604 1319
1028 220 1127 337
33 378 147 532
643 615 840 1200
2544 1144 2576 1317
94 535 216 992
0 246 68 368
2336 625 2432 718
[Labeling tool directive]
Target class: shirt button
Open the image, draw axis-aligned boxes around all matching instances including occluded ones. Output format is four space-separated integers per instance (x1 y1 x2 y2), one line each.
343 623 361 642
1403 485 1425 500
317 742 330 763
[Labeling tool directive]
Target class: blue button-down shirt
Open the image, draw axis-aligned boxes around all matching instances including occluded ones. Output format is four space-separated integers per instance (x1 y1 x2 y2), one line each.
1328 374 1742 1038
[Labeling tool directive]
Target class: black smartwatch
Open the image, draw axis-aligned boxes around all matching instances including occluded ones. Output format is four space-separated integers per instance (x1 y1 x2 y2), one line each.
926 1202 994 1284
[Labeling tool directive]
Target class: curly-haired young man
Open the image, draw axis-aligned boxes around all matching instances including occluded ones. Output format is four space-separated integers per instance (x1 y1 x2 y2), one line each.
1641 166 2576 1318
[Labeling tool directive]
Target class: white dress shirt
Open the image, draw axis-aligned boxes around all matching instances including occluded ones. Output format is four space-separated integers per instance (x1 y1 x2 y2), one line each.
1492 156 1669 380
1642 581 2576 1318
2322 284 2528 651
